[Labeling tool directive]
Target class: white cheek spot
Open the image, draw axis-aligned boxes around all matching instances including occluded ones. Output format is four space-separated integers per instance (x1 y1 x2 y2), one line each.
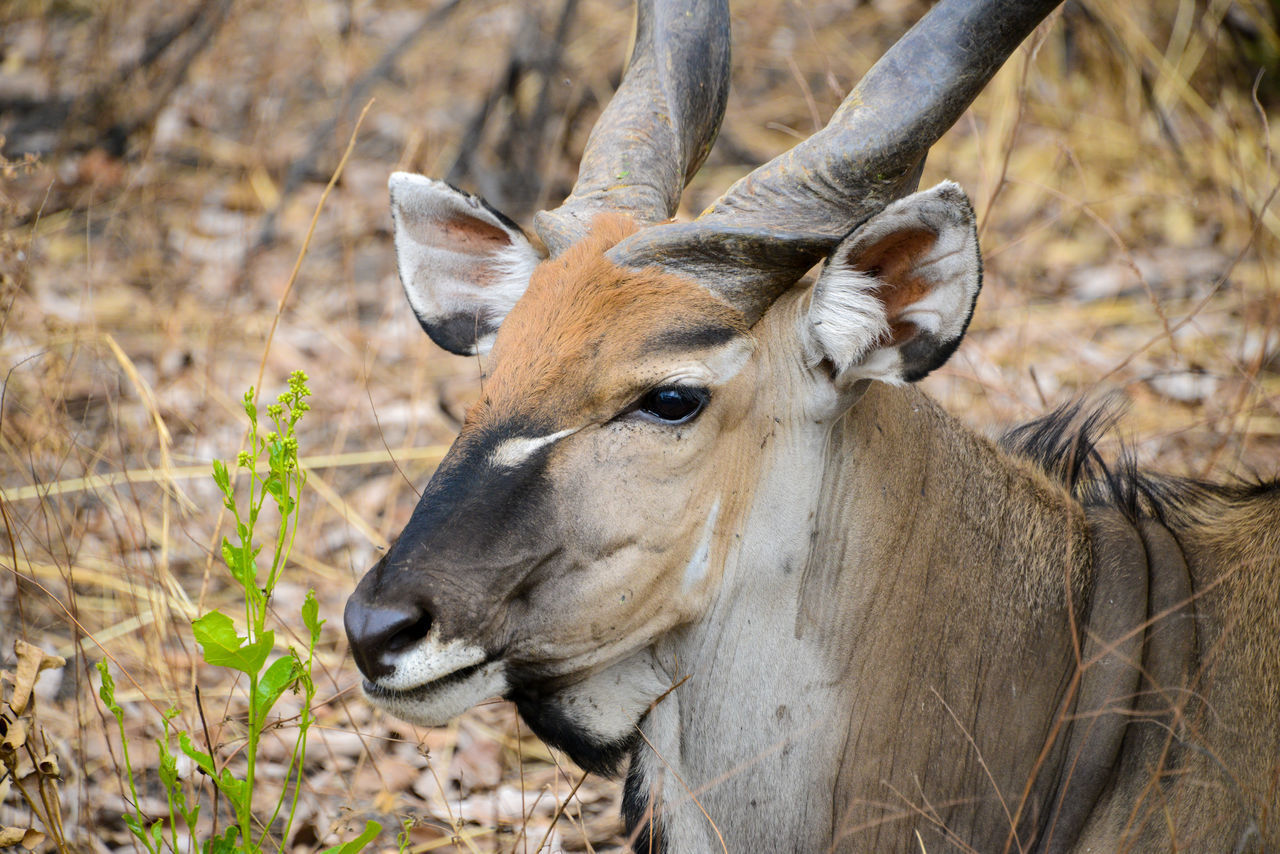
490 427 578 468
682 497 720 591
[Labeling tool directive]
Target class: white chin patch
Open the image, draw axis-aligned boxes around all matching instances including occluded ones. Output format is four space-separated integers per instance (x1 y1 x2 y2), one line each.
364 660 508 727
361 633 508 726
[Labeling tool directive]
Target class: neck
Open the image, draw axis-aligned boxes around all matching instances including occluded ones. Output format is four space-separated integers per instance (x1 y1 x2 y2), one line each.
633 383 1098 852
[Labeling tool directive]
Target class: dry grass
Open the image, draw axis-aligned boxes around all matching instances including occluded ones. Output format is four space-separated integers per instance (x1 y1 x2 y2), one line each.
1 0 1277 851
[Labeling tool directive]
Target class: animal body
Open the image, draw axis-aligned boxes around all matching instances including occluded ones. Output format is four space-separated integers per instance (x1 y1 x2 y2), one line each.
344 0 1280 849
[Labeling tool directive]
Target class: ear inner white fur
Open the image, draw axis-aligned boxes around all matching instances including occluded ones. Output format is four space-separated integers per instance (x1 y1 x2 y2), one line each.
389 172 544 356
803 180 982 387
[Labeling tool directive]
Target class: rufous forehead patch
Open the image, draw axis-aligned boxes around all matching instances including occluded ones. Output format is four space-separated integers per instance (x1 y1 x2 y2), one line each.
467 213 748 430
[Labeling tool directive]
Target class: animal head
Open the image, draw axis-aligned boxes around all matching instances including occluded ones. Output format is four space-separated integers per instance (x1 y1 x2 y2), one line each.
346 0 1051 771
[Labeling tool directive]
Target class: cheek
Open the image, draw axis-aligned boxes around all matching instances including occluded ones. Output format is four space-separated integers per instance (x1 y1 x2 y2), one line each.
529 428 727 612
562 418 723 538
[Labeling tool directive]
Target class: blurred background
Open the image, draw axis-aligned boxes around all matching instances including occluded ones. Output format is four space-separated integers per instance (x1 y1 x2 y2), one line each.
2 0 1278 850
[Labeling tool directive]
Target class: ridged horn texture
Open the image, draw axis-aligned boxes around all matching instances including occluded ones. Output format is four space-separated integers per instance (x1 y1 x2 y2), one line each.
609 0 1065 324
532 0 731 257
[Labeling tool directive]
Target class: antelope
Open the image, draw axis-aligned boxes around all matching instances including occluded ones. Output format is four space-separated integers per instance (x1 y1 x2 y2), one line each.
344 0 1280 849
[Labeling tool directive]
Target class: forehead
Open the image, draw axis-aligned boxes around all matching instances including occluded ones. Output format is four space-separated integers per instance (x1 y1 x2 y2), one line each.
479 214 747 425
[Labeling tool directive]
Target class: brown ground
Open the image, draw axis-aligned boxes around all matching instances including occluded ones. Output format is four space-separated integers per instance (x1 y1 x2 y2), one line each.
1 0 1278 851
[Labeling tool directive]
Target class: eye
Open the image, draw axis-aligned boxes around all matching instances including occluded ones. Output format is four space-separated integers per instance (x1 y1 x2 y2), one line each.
637 386 709 424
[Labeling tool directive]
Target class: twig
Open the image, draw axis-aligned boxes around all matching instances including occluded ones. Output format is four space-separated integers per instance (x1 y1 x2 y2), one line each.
364 378 421 499
251 99 373 407
252 0 464 250
195 683 222 840
448 0 580 215
4 0 232 158
530 772 588 854
112 0 234 145
977 21 1044 238
928 686 1023 854
633 728 729 854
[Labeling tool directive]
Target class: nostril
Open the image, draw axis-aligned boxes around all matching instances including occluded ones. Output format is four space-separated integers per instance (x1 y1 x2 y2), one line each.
343 595 433 681
385 613 433 654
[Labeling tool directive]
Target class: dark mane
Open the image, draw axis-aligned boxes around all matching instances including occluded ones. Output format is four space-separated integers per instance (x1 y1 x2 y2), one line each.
999 399 1280 525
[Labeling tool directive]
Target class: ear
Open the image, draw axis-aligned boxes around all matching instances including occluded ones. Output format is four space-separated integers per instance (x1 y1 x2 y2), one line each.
802 180 981 386
389 172 544 355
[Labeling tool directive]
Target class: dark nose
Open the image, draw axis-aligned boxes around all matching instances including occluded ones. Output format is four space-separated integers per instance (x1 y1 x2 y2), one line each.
343 593 433 681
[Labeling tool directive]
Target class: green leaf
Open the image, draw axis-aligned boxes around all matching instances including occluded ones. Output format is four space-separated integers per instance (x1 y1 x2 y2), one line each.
157 737 178 790
96 660 123 721
157 725 201 829
216 766 246 804
220 536 240 572
122 813 146 842
148 818 164 846
180 734 246 810
231 633 273 676
191 611 273 676
268 440 285 472
264 474 284 502
173 798 199 837
254 655 300 721
191 609 237 650
320 820 382 854
178 732 216 778
221 537 260 589
203 825 240 854
212 458 230 495
302 589 323 646
224 542 260 590
264 473 295 515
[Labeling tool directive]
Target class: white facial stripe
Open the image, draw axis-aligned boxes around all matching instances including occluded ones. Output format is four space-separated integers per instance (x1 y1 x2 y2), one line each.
489 427 578 468
683 497 720 591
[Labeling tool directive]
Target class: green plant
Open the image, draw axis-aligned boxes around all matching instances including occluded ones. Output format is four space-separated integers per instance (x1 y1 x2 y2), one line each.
98 372 380 853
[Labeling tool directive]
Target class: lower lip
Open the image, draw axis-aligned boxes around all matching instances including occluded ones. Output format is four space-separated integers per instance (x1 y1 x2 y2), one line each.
362 659 488 701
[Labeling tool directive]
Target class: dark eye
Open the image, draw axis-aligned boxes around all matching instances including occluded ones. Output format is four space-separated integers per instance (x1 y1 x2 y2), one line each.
638 386 708 424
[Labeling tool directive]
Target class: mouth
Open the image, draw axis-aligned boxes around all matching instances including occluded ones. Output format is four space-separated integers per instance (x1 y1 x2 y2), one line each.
363 658 486 702
360 638 508 727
